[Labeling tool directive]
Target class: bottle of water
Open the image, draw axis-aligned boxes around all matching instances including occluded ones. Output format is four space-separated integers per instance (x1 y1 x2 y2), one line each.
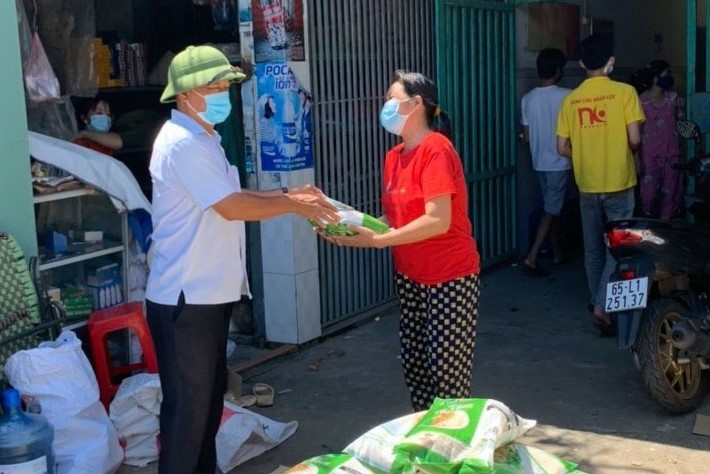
280 98 300 159
0 389 54 473
260 0 288 50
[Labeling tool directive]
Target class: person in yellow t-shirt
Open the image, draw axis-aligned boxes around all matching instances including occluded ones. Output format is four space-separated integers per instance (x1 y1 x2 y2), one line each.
556 34 645 335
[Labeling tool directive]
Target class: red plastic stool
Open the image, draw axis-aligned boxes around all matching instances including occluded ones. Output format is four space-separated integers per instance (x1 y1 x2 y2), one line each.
88 302 158 410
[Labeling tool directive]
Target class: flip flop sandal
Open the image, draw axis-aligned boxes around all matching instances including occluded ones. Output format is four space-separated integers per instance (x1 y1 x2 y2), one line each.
253 382 275 407
237 395 257 408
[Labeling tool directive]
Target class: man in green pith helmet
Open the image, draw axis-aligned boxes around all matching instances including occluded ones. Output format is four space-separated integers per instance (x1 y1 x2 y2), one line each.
145 45 337 474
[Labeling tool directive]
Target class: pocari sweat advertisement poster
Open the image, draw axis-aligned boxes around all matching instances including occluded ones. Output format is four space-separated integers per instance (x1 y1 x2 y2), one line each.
256 62 313 171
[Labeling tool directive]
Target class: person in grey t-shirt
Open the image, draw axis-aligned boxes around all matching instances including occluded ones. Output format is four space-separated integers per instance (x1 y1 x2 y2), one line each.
521 48 571 277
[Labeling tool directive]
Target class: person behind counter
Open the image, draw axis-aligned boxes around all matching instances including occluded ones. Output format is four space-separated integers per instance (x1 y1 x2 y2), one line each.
73 99 123 155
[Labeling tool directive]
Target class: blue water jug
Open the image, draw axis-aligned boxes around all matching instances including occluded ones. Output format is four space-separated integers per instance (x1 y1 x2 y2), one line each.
0 389 54 473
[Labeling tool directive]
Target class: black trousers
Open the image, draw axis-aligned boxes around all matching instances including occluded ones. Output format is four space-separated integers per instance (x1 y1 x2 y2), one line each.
146 295 232 474
396 273 480 411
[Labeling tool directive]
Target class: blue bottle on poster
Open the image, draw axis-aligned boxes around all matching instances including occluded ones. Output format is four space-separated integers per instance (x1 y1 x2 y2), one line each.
0 389 54 473
280 98 300 159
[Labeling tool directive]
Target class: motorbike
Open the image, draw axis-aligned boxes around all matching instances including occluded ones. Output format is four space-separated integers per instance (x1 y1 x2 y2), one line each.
604 119 710 414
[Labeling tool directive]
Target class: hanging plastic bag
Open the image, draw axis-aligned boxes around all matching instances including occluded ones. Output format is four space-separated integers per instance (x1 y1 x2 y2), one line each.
24 32 61 102
15 0 33 65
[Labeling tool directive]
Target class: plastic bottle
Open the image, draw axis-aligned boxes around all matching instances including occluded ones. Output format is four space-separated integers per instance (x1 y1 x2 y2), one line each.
260 0 289 50
0 389 54 473
280 98 300 158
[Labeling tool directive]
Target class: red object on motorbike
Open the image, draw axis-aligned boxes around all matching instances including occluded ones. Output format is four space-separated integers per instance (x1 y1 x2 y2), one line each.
606 229 643 249
620 269 636 280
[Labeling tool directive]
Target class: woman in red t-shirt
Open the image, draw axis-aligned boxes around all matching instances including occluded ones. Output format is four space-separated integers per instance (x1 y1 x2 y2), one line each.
326 71 481 410
73 99 123 156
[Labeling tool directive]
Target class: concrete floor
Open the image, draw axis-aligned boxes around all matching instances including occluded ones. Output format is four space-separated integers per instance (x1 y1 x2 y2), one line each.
118 257 710 474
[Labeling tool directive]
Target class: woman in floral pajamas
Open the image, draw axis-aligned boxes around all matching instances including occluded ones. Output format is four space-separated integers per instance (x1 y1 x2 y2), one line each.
638 60 684 219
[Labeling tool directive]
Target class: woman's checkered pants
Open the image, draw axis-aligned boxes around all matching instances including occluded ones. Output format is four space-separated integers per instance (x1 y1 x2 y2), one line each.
396 272 480 411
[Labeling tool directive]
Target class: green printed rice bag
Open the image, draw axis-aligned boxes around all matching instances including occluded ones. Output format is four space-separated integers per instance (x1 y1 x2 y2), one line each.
286 453 375 474
493 444 578 474
344 412 427 473
391 398 536 474
310 198 390 236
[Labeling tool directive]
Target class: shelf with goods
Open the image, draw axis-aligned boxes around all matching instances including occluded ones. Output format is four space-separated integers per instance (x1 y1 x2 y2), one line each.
33 188 129 329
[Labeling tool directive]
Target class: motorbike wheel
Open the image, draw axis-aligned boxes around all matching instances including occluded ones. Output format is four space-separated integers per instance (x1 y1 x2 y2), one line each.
637 299 710 414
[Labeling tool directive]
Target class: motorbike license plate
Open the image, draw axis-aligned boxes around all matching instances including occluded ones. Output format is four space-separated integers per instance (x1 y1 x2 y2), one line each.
605 277 649 313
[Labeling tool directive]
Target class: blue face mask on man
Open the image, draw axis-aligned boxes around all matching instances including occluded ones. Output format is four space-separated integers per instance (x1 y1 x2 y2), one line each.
380 98 414 135
191 90 232 125
88 115 112 133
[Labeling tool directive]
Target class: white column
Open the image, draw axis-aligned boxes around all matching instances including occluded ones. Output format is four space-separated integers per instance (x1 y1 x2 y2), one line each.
256 2 322 344
259 173 322 344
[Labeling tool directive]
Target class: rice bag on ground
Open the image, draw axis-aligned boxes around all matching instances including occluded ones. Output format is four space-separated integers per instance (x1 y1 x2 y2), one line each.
392 398 536 473
493 444 578 474
286 453 375 474
344 412 427 473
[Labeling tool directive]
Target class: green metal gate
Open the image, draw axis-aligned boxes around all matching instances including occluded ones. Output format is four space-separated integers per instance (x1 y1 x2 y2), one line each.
686 0 710 145
436 0 517 267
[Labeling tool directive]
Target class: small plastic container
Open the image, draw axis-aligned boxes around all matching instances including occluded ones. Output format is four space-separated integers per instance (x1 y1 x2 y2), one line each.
0 389 54 473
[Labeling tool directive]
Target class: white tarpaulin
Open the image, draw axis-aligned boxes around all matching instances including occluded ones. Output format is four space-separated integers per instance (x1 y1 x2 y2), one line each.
28 131 151 213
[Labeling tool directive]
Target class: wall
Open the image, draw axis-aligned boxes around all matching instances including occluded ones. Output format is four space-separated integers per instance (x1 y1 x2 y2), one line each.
514 0 687 258
254 1 323 344
0 0 36 257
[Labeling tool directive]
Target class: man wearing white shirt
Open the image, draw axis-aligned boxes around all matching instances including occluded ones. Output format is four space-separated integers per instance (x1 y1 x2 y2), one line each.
521 48 571 277
146 45 337 474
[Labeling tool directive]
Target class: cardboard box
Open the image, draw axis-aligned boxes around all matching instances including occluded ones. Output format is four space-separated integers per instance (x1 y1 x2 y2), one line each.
227 368 242 399
68 230 103 242
47 286 61 302
61 287 93 320
44 231 68 254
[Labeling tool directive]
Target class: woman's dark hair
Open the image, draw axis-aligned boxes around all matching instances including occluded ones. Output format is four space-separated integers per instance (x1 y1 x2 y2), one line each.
537 48 566 80
630 59 670 94
629 68 653 94
76 98 110 130
391 70 452 139
579 34 614 70
648 59 670 78
264 97 275 119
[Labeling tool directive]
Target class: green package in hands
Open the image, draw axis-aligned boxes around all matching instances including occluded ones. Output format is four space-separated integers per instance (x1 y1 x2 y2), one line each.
310 198 389 236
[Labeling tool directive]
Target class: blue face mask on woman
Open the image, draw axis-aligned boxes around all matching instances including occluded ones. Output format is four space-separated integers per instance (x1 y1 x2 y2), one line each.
657 75 674 91
192 90 232 125
88 115 112 133
380 98 413 135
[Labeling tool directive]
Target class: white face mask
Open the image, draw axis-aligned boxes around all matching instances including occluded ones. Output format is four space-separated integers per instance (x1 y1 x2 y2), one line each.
379 98 414 135
603 60 614 75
